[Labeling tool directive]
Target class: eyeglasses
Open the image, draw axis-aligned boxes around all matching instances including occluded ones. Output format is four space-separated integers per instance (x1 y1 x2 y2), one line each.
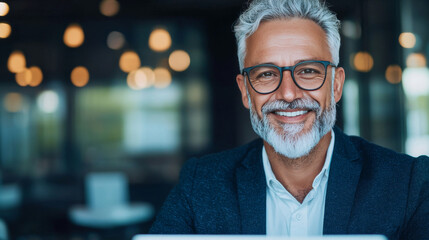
242 60 336 94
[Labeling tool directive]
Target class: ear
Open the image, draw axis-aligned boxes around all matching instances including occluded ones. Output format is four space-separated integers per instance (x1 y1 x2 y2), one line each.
333 67 345 103
236 74 250 109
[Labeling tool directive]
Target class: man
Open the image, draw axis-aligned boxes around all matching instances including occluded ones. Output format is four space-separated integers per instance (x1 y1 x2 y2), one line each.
150 0 429 239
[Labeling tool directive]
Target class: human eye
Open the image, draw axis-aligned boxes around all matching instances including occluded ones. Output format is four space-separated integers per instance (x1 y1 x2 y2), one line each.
297 67 321 76
257 71 277 79
295 63 324 79
303 68 320 74
251 67 279 81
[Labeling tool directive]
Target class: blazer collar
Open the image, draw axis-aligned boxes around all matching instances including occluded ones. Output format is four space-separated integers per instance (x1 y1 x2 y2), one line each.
236 139 266 234
323 126 362 234
235 127 362 235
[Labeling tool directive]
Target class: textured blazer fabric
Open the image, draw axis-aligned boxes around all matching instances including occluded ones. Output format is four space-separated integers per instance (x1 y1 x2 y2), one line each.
150 127 429 240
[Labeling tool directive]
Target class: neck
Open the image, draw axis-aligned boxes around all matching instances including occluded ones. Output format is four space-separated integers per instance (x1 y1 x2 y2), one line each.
264 130 332 203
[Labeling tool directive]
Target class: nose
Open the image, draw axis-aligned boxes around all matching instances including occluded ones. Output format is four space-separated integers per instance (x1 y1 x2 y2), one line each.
275 70 303 102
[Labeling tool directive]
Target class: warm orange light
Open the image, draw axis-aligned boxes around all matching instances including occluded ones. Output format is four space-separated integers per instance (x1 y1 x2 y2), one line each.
100 0 120 17
0 22 11 38
71 66 90 87
8 51 26 73
385 65 402 84
107 31 125 50
119 50 141 73
154 67 172 88
169 50 191 72
139 67 155 86
406 53 426 68
126 70 139 90
63 24 85 48
15 69 32 87
352 52 374 72
29 66 43 87
127 68 153 90
399 32 416 49
135 68 149 89
0 2 9 17
148 28 172 52
4 93 24 113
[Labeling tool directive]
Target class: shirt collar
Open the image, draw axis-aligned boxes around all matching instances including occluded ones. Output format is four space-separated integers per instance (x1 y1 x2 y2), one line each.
262 129 336 191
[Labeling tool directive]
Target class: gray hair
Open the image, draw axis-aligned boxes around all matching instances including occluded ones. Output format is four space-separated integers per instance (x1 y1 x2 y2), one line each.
234 0 341 71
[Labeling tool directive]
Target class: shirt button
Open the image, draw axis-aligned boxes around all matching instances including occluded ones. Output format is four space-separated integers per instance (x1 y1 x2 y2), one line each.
296 213 302 221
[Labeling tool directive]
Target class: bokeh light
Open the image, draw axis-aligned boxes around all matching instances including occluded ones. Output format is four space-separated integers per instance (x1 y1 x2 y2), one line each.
15 69 32 86
148 28 172 52
399 32 416 49
341 20 361 39
8 51 26 73
0 2 9 16
119 50 141 72
127 70 140 90
37 91 59 113
406 53 426 68
169 50 191 72
4 93 24 113
352 51 374 72
63 24 85 48
107 31 125 50
134 68 149 89
71 66 90 87
139 67 155 86
127 68 155 90
385 65 402 84
154 67 172 88
402 68 429 97
100 0 120 17
0 22 11 38
29 66 43 87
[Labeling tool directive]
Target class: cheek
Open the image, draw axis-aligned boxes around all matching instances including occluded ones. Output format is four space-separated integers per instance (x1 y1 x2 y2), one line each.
249 93 272 113
311 84 332 108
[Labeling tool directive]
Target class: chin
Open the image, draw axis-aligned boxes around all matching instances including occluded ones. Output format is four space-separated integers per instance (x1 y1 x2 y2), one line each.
273 121 312 139
268 125 320 159
249 95 337 159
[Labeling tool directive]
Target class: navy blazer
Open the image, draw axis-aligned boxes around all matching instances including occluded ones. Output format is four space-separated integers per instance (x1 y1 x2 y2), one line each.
150 127 429 240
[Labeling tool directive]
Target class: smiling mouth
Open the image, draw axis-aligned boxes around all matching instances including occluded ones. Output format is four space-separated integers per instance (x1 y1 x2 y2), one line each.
274 110 309 117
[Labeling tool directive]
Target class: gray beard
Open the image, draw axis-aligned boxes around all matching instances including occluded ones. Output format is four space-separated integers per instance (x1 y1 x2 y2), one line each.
248 95 337 159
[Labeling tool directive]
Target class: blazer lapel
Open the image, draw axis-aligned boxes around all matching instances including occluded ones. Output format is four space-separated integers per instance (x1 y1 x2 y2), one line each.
236 141 266 234
323 127 362 234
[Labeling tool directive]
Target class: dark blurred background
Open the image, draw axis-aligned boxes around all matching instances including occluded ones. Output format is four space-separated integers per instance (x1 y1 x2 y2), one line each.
0 0 428 239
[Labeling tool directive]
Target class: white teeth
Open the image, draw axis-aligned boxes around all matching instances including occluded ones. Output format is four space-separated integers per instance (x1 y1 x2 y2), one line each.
275 110 308 117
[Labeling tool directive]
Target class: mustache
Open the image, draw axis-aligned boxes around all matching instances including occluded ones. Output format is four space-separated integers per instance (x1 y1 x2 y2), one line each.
261 98 321 114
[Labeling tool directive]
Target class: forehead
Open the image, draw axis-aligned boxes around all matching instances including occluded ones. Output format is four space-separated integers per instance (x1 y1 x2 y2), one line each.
245 18 331 66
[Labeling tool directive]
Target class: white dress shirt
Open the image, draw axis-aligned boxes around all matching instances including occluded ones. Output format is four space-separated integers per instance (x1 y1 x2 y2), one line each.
262 130 335 236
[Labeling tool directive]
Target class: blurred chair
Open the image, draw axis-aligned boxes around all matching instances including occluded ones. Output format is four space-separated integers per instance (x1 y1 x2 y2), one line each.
69 172 154 228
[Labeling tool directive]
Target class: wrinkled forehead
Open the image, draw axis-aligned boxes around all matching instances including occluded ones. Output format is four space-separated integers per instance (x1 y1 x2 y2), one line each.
244 18 332 66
